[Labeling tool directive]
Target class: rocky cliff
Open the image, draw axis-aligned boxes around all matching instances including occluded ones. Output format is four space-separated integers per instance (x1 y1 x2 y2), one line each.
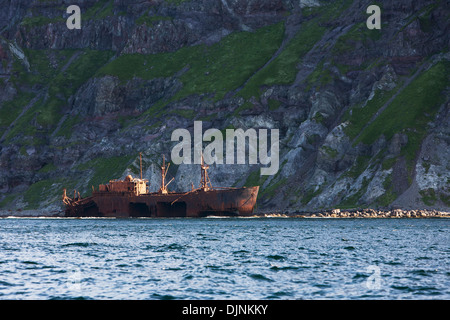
0 0 448 214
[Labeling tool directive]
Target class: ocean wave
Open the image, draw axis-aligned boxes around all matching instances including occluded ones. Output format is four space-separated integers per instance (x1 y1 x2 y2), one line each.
61 242 97 247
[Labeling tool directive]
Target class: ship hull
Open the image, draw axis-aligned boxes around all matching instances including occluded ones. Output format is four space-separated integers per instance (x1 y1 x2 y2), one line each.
64 186 259 218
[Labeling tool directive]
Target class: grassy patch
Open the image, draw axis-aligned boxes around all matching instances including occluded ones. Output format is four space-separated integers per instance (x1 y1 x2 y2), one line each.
35 97 65 128
99 22 284 102
381 157 397 170
20 16 63 28
339 176 370 208
332 20 383 75
97 52 182 82
376 173 397 207
165 0 190 5
321 145 338 158
0 193 18 209
3 99 41 141
50 50 114 99
238 20 325 100
261 177 287 200
6 49 112 140
19 49 53 84
312 112 325 124
38 163 57 173
84 0 114 20
11 49 78 87
3 95 67 141
344 86 400 140
418 13 433 33
141 98 171 119
419 188 437 206
357 61 449 146
237 0 352 101
267 99 281 111
55 115 81 138
136 14 173 26
96 1 114 19
306 133 321 146
77 154 136 192
232 101 254 116
399 2 439 35
256 160 287 200
243 169 269 188
421 161 431 174
305 61 333 90
440 193 450 206
356 61 449 174
301 187 322 205
333 22 382 55
343 155 371 179
24 179 57 209
170 108 197 119
10 58 31 86
0 92 35 136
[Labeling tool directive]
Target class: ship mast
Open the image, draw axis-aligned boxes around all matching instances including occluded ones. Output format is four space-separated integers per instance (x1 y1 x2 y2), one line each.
140 152 143 180
200 153 213 191
159 155 174 194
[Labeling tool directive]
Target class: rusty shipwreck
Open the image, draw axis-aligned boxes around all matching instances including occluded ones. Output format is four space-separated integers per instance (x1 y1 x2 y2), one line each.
62 154 259 217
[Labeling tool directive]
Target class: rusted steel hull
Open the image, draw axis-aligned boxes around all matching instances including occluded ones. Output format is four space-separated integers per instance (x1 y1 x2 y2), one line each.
64 186 259 218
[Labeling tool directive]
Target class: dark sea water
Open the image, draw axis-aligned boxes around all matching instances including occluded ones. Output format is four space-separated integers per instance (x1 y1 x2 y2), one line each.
0 217 448 300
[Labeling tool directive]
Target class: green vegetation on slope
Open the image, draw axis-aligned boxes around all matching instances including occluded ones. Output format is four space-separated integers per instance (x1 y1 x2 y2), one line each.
305 61 333 91
343 85 401 140
237 20 326 100
49 50 114 99
376 173 397 207
420 188 437 206
22 155 135 208
84 0 114 20
20 16 63 28
356 61 449 163
24 179 56 209
0 92 35 137
98 22 285 102
55 115 80 138
236 0 353 102
332 20 383 74
339 176 370 208
243 169 269 188
5 50 114 142
333 22 382 55
77 154 136 193
136 14 173 26
11 49 76 86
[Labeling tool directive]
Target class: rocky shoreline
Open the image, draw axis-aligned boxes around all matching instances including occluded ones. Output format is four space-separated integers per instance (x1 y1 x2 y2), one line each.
267 208 450 218
0 208 449 218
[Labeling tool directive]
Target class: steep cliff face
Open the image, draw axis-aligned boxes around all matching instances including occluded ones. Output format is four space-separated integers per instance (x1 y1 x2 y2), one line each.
0 0 448 213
